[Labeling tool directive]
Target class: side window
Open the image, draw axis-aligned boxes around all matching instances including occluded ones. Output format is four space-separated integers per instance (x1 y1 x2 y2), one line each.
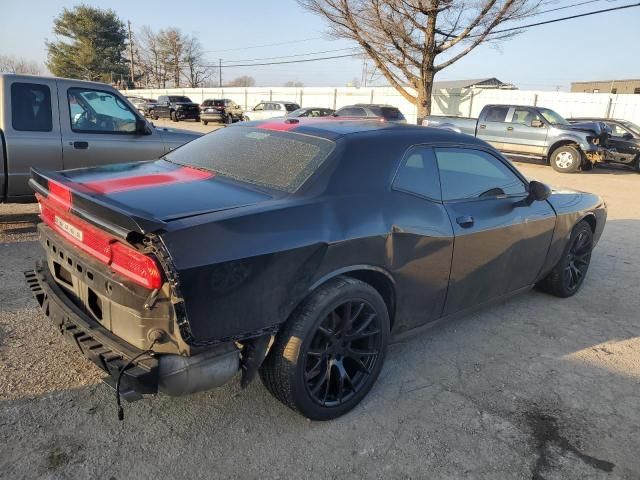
68 88 137 134
435 148 526 201
158 96 167 104
337 107 367 117
483 106 509 123
511 108 542 126
273 103 282 110
393 147 441 201
254 103 265 111
606 122 628 137
11 83 53 132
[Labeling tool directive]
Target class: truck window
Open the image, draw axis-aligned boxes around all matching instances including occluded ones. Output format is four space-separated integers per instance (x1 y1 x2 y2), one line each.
68 88 138 134
11 83 53 132
511 108 542 126
483 106 509 123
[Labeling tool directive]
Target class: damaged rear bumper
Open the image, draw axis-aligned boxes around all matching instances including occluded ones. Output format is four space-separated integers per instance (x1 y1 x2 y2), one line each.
25 263 239 401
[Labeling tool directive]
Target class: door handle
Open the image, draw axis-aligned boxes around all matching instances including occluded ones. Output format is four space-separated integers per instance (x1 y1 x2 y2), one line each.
456 215 474 228
478 124 486 129
506 126 514 131
73 141 89 150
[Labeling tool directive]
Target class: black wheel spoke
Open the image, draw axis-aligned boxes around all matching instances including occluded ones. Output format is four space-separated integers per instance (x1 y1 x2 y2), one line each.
303 298 383 408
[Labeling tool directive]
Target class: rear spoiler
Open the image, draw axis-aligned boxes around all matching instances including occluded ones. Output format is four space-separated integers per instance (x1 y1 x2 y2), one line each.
30 168 167 239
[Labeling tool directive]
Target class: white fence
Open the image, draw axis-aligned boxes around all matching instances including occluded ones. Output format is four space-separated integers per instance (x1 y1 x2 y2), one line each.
125 86 640 125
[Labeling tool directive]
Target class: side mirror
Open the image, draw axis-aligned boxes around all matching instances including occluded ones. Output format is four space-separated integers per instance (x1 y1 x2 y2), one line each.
530 119 544 128
135 118 150 135
528 180 551 202
622 132 633 140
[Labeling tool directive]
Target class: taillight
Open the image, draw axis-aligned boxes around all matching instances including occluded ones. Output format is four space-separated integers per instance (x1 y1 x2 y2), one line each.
48 180 72 210
111 242 163 289
37 194 163 290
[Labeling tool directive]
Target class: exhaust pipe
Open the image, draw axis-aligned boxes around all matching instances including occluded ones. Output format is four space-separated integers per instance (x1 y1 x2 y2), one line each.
157 343 239 396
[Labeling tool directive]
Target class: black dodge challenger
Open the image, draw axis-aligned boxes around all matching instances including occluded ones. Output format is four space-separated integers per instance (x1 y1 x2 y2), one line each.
25 118 606 420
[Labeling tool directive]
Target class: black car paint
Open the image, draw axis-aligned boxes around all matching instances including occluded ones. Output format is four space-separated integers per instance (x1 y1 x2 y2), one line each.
33 121 606 347
569 117 640 166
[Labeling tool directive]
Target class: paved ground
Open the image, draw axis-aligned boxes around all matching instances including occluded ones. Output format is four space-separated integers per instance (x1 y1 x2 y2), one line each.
152 117 226 134
0 161 639 480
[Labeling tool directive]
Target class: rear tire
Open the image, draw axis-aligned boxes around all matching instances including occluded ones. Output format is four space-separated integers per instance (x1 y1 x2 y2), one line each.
202 120 208 125
171 111 179 122
260 276 389 420
536 220 593 297
550 145 582 173
242 115 250 122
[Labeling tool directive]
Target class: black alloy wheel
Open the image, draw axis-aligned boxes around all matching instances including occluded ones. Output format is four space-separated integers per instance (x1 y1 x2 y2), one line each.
563 228 592 293
260 276 389 420
304 300 383 408
537 220 593 297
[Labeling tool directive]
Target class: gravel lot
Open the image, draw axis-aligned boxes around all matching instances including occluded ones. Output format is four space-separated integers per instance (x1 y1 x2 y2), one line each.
1 158 639 480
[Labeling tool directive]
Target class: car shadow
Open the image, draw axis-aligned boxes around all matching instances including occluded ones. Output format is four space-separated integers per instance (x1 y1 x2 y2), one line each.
1 220 638 478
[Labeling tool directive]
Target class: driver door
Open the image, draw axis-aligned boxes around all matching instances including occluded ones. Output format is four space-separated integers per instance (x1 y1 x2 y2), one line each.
437 147 556 315
58 80 166 170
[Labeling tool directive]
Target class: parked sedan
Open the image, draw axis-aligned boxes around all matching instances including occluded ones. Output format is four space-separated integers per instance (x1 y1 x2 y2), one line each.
569 117 640 170
287 107 335 118
335 104 406 123
200 98 244 125
26 119 605 421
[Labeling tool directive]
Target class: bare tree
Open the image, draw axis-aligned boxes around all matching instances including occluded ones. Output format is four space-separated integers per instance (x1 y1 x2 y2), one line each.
159 28 184 88
300 0 539 122
226 76 256 87
284 80 305 87
0 54 42 75
137 26 168 88
182 36 214 87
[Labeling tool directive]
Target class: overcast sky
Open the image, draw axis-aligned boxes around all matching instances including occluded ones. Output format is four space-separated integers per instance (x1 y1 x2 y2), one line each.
1 0 639 90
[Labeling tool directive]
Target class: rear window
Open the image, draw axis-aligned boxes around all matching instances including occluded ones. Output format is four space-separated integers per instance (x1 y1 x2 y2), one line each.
285 103 300 112
11 82 53 132
201 100 214 106
380 107 404 120
213 100 226 106
164 126 334 193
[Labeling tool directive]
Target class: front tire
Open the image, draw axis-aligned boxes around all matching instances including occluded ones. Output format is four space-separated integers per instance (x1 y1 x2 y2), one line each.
536 220 593 297
260 276 389 420
550 145 582 173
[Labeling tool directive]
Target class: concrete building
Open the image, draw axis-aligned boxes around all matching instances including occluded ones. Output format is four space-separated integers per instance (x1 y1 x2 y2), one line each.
571 79 640 94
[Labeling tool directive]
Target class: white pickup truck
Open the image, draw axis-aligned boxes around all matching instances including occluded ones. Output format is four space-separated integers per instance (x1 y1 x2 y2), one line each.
0 74 200 202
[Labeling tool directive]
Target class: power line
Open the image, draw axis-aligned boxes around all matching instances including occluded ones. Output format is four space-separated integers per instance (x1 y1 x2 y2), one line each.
202 36 324 54
223 47 358 64
487 1 639 35
210 2 639 69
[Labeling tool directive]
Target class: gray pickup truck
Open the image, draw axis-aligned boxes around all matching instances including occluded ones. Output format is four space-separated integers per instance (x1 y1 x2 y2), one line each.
0 74 201 202
423 104 610 173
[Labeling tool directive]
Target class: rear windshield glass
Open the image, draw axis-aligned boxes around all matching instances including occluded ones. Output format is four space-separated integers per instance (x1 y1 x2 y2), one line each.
213 100 226 106
164 126 334 193
380 107 404 120
285 103 300 112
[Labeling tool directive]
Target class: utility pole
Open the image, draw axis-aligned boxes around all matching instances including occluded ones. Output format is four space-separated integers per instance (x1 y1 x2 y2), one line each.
219 58 222 88
127 21 135 88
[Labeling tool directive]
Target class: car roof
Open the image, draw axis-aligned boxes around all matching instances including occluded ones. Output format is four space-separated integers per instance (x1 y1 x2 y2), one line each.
242 117 487 145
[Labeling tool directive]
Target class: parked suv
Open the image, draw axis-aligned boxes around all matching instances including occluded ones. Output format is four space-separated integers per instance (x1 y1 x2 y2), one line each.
149 95 200 122
243 101 300 121
200 99 243 125
334 104 406 123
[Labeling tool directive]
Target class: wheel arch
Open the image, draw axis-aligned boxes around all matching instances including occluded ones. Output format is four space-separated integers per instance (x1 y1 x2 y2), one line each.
307 265 397 330
580 212 597 233
547 139 582 164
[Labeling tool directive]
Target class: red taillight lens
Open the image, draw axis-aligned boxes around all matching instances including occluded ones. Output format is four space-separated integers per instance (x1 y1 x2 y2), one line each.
37 194 163 290
48 180 72 210
111 242 163 290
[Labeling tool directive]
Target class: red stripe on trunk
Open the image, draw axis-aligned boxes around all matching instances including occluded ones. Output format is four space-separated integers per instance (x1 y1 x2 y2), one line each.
82 167 213 194
257 122 299 131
